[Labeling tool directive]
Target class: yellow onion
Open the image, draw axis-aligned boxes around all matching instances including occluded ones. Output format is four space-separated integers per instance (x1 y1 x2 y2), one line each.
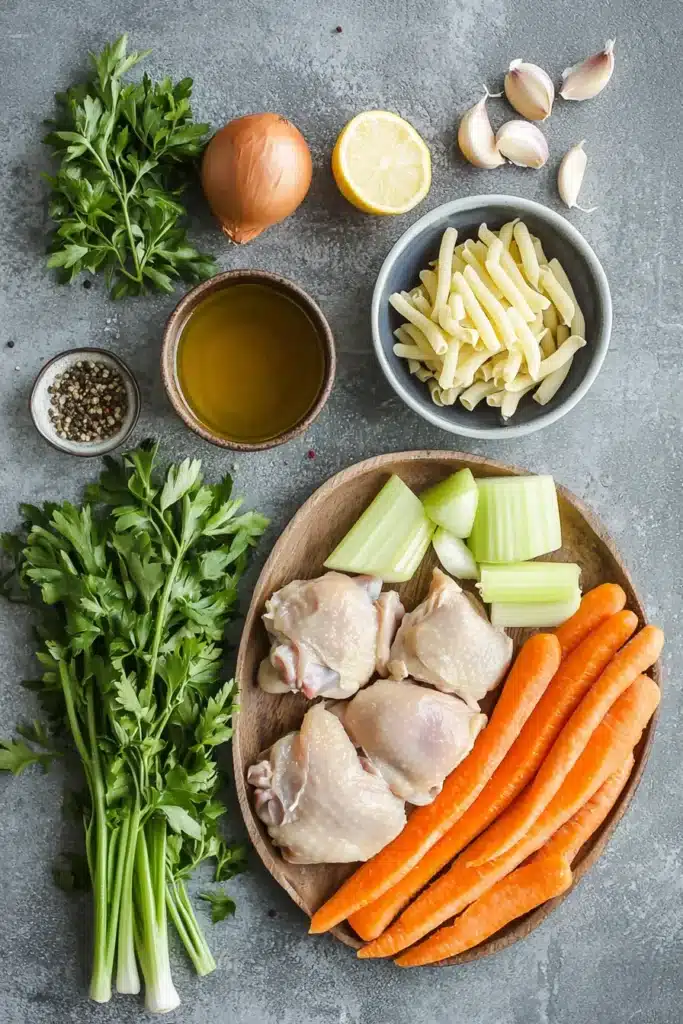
201 113 313 243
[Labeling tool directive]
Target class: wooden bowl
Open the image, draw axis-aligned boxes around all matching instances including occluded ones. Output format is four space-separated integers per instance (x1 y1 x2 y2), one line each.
160 270 336 451
233 451 660 964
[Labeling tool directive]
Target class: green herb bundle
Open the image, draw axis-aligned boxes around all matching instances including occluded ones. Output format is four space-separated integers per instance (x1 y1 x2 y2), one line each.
44 36 216 298
0 443 267 1012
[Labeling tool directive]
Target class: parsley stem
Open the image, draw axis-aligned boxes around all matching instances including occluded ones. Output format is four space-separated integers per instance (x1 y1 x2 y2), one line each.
113 802 141 995
143 543 186 703
166 877 216 976
135 822 179 1013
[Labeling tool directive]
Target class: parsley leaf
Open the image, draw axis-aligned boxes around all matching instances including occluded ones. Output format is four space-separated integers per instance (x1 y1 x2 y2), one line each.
44 35 216 297
199 888 237 924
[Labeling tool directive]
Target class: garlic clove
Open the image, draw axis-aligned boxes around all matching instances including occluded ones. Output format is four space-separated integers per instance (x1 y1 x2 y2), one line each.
457 88 506 169
557 140 597 212
504 60 555 121
495 120 549 168
560 39 615 101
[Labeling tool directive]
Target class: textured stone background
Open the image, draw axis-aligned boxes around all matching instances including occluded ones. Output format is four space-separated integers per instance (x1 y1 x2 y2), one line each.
0 1 681 1021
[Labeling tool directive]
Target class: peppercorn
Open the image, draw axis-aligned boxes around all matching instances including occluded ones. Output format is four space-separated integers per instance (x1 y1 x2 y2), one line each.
48 360 128 443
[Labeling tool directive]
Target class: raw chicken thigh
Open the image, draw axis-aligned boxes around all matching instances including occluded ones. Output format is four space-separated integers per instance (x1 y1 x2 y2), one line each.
387 568 513 708
258 572 404 699
338 679 486 805
247 703 406 864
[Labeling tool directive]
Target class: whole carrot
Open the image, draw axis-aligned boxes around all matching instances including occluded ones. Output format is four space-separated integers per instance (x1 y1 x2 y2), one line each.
396 856 573 967
359 675 658 959
468 625 663 867
554 583 626 659
350 610 637 941
395 757 634 968
309 633 561 935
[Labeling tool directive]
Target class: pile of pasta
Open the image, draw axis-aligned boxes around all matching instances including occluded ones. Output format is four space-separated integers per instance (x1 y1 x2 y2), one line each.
390 220 587 420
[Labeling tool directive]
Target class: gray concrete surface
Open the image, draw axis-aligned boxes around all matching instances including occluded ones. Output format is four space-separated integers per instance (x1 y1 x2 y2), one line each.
0 1 681 1021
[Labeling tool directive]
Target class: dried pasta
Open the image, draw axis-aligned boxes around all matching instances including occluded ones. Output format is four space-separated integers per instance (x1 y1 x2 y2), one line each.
388 218 589 422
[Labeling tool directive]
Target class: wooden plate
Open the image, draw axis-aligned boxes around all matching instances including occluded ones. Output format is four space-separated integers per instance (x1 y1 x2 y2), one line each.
233 451 660 964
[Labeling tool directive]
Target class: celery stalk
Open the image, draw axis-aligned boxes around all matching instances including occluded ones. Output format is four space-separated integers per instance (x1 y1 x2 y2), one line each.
489 591 581 628
478 562 580 603
420 469 479 537
432 528 480 580
467 475 561 564
324 474 433 582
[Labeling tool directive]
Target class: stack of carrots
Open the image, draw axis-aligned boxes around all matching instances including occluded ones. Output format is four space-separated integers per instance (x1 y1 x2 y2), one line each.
309 583 663 967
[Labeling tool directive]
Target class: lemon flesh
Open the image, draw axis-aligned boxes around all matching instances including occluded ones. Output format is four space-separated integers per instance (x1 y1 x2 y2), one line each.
332 111 431 215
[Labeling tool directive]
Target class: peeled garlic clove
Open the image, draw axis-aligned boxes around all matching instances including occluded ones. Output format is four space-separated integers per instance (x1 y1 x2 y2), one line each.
495 120 549 168
458 89 506 169
560 39 615 100
558 140 597 211
504 60 555 121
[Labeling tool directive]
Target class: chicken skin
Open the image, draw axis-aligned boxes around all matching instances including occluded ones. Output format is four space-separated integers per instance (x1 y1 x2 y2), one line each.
258 572 404 699
387 568 512 708
338 678 486 805
247 703 406 864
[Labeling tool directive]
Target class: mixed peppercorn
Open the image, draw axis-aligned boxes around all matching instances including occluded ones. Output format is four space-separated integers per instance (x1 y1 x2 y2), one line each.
47 360 128 443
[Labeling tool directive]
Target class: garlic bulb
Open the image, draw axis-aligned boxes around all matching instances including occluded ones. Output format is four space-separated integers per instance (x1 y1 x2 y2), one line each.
495 121 549 168
560 40 615 101
504 60 555 121
558 141 597 211
457 89 505 169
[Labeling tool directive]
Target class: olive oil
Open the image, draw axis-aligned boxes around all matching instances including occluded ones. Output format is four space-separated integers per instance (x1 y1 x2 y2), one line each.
177 283 325 443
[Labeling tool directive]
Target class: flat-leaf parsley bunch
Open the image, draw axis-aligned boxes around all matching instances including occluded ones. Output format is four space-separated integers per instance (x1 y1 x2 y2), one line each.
0 443 268 1013
44 35 216 297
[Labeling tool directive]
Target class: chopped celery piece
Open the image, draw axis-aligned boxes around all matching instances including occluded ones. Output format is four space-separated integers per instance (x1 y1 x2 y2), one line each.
420 469 479 538
467 475 561 564
490 590 581 628
478 562 580 604
432 527 480 580
324 474 433 582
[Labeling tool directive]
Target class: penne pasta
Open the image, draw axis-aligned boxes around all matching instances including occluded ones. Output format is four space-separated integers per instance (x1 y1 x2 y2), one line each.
505 334 587 391
452 272 502 353
486 389 506 407
459 379 499 410
533 358 573 405
432 226 458 320
502 346 523 384
507 306 542 380
428 378 445 406
548 258 586 338
462 265 517 348
498 219 519 250
539 266 575 326
508 239 522 264
555 323 570 346
389 292 449 355
461 241 506 301
542 303 559 334
415 364 435 382
513 221 540 288
419 269 438 306
393 342 429 360
407 358 421 375
438 339 461 390
501 382 536 420
540 330 556 358
479 225 550 313
454 346 494 387
485 240 537 323
440 385 464 406
449 293 465 321
532 234 548 265
401 323 434 359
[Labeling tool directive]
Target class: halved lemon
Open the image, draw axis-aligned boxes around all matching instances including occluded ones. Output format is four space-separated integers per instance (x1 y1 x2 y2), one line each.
332 110 432 215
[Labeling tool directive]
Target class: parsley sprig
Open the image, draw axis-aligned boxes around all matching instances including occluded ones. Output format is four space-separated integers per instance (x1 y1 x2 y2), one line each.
44 36 216 298
0 442 267 1012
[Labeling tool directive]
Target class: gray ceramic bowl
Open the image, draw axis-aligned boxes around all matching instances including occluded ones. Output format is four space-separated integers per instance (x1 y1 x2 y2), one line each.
371 195 612 439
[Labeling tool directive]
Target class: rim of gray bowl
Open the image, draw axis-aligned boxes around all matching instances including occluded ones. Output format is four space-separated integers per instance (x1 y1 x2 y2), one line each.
371 194 612 440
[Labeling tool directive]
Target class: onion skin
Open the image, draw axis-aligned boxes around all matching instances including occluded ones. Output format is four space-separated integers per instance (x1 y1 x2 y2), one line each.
201 113 312 243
